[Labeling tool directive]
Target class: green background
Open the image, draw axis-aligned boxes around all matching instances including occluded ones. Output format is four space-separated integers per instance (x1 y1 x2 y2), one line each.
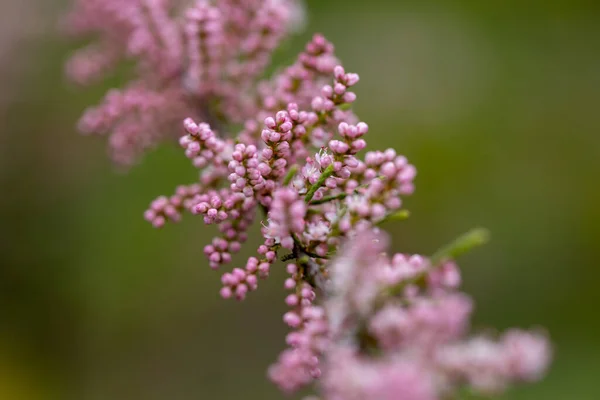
1 0 599 398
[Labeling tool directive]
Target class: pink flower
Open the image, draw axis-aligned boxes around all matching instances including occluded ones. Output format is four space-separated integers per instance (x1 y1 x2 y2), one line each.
67 1 552 398
321 348 437 400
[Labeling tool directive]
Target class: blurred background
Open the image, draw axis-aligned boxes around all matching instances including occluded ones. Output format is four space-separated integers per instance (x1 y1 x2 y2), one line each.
1 0 599 399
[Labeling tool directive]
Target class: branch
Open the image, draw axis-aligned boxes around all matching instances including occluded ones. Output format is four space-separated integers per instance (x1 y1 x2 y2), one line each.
298 254 330 293
309 177 385 206
292 235 330 259
309 192 349 205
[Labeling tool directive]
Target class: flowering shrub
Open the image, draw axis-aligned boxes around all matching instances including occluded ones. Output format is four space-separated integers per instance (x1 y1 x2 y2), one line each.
65 0 551 398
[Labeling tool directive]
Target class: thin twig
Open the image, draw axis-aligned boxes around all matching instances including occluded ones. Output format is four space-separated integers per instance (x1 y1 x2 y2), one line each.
309 192 349 205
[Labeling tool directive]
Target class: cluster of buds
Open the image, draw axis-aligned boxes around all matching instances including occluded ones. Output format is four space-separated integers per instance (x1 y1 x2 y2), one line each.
66 1 551 399
64 0 311 165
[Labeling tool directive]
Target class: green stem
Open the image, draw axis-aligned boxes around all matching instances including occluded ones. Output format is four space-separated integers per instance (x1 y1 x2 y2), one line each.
309 179 384 206
310 192 349 205
283 165 298 186
376 209 410 226
304 165 335 203
386 228 490 297
430 228 490 265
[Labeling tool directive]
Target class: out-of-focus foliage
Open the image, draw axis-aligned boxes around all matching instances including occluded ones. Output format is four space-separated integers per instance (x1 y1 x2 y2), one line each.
1 0 599 398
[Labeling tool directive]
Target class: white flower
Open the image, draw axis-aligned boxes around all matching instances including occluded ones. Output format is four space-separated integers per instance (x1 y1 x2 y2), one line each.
291 176 307 194
303 220 331 242
315 148 332 169
262 218 283 243
302 160 320 184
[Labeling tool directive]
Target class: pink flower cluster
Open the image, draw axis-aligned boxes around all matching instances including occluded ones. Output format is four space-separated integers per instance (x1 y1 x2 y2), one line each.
64 0 309 165
66 1 551 398
309 231 551 400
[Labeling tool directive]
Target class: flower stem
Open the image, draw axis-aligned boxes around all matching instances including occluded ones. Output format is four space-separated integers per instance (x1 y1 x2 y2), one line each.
376 209 410 226
283 164 298 186
304 164 335 203
385 228 490 297
309 179 384 206
430 228 490 265
310 192 349 205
